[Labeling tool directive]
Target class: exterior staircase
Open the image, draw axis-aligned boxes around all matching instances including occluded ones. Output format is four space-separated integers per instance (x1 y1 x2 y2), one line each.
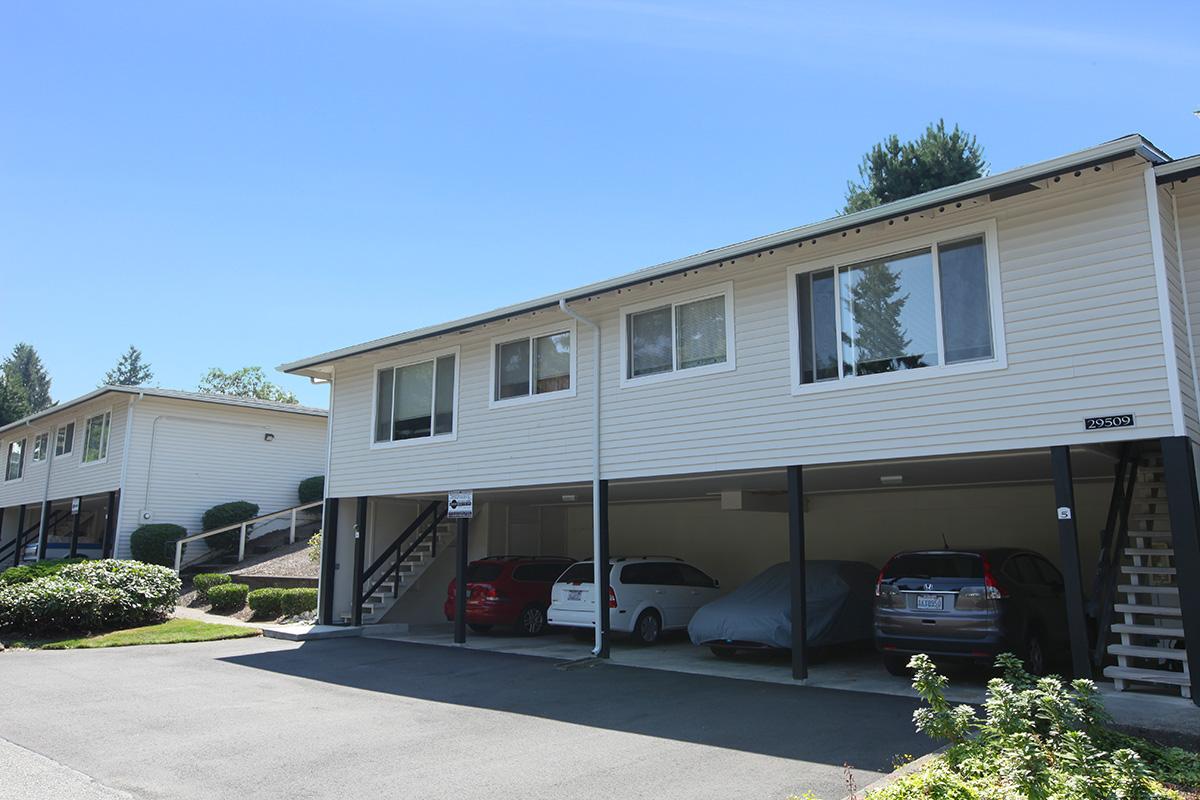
341 519 454 625
1102 451 1190 699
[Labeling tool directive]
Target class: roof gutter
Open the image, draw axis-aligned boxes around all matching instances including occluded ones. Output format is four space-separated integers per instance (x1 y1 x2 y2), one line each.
557 298 605 657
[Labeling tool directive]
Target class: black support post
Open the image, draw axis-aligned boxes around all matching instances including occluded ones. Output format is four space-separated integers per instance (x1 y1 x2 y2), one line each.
36 500 49 561
318 497 339 625
787 465 808 680
69 499 81 558
1050 445 1092 680
102 491 118 558
454 517 470 644
351 497 367 627
597 479 611 658
13 505 25 567
1159 437 1200 706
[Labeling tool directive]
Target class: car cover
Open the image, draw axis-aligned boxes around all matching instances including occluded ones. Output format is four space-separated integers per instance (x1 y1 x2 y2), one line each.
687 560 877 649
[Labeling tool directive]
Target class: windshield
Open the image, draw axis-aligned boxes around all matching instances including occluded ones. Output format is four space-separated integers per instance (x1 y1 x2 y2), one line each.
883 553 982 580
466 563 504 582
556 563 594 584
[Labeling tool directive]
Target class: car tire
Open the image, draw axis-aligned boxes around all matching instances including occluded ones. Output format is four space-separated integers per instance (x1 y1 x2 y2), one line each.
632 610 662 646
517 605 547 637
710 645 737 659
468 624 492 634
883 653 910 677
1024 630 1048 676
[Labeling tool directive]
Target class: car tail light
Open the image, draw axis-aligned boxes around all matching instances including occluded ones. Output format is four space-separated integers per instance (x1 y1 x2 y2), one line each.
982 557 1008 599
447 580 455 598
608 586 617 608
875 557 894 597
481 585 498 600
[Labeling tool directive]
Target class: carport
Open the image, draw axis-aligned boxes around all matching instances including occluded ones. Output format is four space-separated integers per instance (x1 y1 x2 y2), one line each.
327 438 1200 702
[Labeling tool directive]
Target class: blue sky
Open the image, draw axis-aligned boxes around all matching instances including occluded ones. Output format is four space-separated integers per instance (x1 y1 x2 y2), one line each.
2 1 1198 408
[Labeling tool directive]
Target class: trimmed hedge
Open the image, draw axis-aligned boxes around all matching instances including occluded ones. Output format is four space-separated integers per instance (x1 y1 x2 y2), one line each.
247 588 285 618
206 582 249 612
130 524 188 568
281 588 318 617
201 501 260 552
192 573 231 601
0 557 88 587
0 559 180 634
298 476 324 505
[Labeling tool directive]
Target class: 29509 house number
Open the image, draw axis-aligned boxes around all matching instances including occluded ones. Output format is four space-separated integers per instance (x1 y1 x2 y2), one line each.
1084 414 1135 430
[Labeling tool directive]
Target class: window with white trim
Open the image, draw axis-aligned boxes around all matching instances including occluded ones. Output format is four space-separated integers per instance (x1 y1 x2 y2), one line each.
31 432 48 462
82 411 112 463
5 438 25 481
493 329 573 403
374 351 457 444
621 282 735 385
55 421 74 456
794 230 999 386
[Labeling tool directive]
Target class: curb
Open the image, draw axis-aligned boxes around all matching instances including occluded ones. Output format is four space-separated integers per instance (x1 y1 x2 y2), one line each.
840 747 946 800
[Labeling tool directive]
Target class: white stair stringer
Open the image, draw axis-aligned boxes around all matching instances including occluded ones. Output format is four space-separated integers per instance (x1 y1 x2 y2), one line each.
341 523 454 625
1101 453 1191 699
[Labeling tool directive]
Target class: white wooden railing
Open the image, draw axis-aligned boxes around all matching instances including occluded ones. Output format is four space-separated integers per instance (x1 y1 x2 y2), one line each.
173 500 323 573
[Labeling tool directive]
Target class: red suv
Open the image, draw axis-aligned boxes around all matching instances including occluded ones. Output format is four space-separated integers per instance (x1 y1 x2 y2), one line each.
444 556 574 636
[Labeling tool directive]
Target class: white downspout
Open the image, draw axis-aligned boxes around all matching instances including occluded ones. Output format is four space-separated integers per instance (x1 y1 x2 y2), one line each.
114 392 143 557
558 297 603 656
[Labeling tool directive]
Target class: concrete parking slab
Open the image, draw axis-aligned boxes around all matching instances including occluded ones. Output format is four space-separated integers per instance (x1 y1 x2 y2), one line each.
0 635 932 800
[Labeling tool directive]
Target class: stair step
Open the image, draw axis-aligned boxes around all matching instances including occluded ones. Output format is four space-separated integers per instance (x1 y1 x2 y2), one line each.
1112 623 1186 638
1108 644 1188 661
1115 603 1183 617
1118 584 1179 595
1124 548 1174 557
1103 665 1190 687
1131 513 1170 522
1126 532 1173 540
1120 565 1177 576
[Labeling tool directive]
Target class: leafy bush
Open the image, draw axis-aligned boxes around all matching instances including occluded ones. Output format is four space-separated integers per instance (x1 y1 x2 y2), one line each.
192 573 231 601
280 587 318 617
867 653 1197 800
130 524 188 568
206 582 249 612
201 501 260 552
0 557 88 587
307 531 322 564
298 476 324 504
0 559 180 633
247 588 285 618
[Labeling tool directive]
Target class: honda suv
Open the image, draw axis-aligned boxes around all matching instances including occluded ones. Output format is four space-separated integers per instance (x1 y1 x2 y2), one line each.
444 556 574 636
547 557 720 645
874 548 1069 676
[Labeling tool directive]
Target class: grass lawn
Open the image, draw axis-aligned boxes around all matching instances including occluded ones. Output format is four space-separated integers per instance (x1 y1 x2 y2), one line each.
4 618 261 650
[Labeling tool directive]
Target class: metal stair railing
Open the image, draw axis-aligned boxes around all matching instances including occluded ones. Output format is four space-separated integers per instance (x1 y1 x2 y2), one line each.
1091 443 1139 669
1 510 68 566
172 500 324 573
356 501 446 619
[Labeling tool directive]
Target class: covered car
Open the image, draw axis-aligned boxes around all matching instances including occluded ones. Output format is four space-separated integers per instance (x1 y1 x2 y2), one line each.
688 560 877 655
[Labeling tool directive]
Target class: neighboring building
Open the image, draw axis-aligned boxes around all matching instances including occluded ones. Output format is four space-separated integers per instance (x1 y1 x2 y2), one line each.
0 387 327 563
282 134 1200 702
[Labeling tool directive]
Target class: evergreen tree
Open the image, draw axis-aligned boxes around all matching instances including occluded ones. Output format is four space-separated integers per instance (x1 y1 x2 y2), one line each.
842 263 912 374
0 374 31 426
198 366 299 404
844 120 986 213
2 342 52 411
103 345 154 386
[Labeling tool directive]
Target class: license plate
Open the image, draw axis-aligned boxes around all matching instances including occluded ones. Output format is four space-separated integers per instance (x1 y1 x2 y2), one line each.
916 594 944 611
567 590 582 602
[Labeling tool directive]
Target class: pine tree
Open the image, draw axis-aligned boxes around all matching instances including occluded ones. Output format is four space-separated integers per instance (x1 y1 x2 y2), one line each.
844 120 986 214
198 366 298 404
103 345 154 386
0 374 31 426
2 342 52 411
842 263 912 374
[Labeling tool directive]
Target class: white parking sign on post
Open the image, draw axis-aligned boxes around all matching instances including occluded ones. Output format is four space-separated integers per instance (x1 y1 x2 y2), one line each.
447 490 474 519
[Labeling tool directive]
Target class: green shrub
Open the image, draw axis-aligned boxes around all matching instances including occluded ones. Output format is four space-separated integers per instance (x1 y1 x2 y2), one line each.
129 524 188 568
280 587 318 617
192 573 231 601
206 582 249 612
306 531 322 564
247 587 285 618
58 560 180 625
0 559 180 633
201 501 260 552
0 557 88 587
298 476 324 504
867 653 1195 800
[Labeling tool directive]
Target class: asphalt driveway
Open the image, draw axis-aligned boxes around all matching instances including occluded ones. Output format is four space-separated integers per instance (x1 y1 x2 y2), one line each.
0 636 933 799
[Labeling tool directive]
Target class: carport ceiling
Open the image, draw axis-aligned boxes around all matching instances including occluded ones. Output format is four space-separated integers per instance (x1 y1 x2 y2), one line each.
399 446 1119 507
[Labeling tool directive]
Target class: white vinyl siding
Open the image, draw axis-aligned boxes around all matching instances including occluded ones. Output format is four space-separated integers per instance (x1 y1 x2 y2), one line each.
321 158 1176 497
1170 181 1200 442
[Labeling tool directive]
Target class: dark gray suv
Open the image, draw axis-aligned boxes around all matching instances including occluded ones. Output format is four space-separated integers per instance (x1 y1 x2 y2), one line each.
874 548 1069 676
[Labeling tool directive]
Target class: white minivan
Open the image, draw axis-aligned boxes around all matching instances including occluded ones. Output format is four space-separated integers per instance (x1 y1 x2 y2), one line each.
547 557 720 644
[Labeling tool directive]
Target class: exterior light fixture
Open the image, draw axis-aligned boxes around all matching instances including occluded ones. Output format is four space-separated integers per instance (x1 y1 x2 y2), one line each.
562 494 577 502
880 475 904 486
